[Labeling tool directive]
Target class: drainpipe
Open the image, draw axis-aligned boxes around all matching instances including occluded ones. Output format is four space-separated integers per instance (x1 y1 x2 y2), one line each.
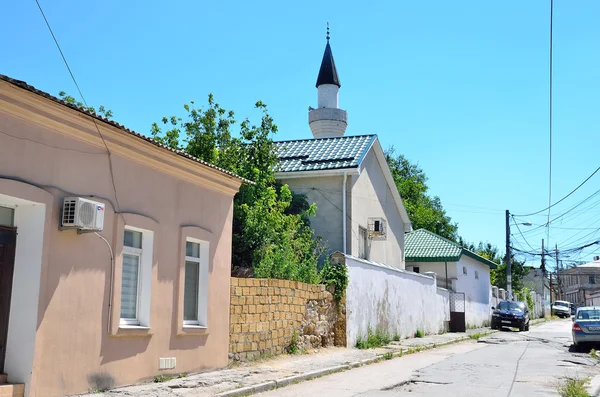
342 171 347 254
445 262 449 290
95 232 114 333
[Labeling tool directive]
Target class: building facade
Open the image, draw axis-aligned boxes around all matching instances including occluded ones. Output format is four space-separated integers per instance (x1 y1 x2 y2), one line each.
0 75 245 397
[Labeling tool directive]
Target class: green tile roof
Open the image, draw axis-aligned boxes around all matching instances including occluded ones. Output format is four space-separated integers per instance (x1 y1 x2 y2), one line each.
275 135 376 173
405 229 497 269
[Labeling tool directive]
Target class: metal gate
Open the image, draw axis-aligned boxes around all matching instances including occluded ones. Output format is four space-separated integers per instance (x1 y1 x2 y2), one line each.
449 292 466 333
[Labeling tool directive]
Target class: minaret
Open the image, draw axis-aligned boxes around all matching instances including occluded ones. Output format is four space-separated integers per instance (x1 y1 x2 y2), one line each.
309 24 348 139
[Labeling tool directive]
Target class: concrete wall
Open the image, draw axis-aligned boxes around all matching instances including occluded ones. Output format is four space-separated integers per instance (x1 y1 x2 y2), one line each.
229 278 344 361
282 176 344 255
345 256 449 347
454 256 491 328
349 150 406 268
0 80 241 397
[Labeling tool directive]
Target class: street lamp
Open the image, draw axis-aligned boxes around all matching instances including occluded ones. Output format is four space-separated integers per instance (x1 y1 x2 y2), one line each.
505 210 532 299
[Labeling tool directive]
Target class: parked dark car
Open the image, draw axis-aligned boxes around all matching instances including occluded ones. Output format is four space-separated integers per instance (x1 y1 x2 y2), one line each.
571 303 576 316
491 300 530 331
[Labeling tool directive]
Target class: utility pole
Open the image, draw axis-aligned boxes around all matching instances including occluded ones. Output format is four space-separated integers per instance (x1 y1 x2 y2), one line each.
506 210 512 298
541 239 546 315
555 244 560 300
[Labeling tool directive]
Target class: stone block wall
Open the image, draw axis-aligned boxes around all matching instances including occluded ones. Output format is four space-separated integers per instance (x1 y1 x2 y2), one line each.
229 278 344 361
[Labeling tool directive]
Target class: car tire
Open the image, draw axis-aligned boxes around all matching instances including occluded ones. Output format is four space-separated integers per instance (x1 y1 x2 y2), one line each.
525 322 530 331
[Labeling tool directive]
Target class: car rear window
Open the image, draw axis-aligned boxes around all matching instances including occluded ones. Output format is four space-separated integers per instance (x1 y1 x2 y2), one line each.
577 310 600 320
555 302 569 307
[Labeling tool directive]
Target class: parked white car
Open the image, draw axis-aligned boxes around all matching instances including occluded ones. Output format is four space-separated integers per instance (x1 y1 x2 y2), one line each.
552 300 572 318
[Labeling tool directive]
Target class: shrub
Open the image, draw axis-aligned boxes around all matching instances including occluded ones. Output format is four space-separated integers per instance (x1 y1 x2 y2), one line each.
287 331 302 354
356 327 391 349
415 329 424 338
557 378 590 397
320 261 348 302
382 352 394 360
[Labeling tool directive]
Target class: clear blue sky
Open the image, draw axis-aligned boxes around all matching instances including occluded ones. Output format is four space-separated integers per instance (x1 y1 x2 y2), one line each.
3 0 599 267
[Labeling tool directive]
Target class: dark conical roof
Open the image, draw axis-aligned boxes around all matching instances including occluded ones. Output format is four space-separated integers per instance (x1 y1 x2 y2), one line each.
316 42 341 88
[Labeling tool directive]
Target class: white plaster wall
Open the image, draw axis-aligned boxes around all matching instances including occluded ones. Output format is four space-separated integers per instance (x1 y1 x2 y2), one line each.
454 256 491 328
345 256 449 347
280 176 344 255
349 150 405 268
317 84 339 108
406 261 458 281
0 194 46 394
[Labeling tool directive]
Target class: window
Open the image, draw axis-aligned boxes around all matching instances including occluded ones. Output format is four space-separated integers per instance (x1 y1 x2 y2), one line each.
475 271 479 280
358 227 367 259
590 275 596 285
0 206 14 227
121 230 142 325
120 227 153 327
183 239 208 327
413 266 420 274
463 266 467 275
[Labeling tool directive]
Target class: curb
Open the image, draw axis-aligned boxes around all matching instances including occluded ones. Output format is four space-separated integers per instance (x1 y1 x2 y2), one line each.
215 330 496 397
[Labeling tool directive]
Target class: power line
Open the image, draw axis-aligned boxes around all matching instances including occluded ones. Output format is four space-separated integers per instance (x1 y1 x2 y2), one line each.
546 0 554 249
34 0 122 215
513 166 600 217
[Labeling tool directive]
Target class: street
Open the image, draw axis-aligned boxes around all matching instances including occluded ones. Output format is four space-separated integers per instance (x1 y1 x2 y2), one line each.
253 320 599 397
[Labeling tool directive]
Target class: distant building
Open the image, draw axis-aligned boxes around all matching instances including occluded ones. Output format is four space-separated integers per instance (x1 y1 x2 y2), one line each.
560 258 600 307
523 267 551 305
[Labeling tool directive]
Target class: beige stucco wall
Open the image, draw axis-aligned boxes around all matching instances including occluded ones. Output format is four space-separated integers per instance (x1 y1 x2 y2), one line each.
0 81 240 397
349 150 406 268
280 176 344 255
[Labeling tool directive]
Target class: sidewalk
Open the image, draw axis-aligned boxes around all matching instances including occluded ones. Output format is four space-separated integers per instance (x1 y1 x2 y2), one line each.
80 325 513 397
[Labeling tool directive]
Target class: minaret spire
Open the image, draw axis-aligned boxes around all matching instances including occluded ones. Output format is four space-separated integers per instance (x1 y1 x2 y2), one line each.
309 23 348 139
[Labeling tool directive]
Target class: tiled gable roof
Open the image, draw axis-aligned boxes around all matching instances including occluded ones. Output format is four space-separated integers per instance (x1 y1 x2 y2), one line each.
405 229 497 269
0 74 252 185
275 135 376 172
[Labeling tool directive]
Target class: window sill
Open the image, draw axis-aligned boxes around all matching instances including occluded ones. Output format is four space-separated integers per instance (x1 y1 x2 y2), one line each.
178 325 209 336
113 325 153 337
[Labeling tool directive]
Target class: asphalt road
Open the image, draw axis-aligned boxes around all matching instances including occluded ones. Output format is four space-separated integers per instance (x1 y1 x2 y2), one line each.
253 320 600 397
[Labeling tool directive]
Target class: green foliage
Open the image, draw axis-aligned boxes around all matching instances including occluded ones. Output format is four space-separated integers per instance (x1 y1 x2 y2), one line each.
392 332 401 342
590 349 598 360
320 261 348 302
469 332 485 340
287 332 301 354
385 147 458 241
382 352 394 360
178 373 188 378
415 329 424 338
151 95 324 283
557 378 590 397
58 91 113 118
153 375 173 383
356 327 391 349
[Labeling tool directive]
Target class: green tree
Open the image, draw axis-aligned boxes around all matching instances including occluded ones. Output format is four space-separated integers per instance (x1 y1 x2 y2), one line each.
150 95 325 282
385 147 458 241
58 91 113 118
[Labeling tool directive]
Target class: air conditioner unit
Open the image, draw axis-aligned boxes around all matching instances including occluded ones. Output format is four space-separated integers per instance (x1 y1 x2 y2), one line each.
61 197 105 232
367 217 387 241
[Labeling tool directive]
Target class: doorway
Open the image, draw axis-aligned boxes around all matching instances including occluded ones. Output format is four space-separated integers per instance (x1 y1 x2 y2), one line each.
0 226 16 373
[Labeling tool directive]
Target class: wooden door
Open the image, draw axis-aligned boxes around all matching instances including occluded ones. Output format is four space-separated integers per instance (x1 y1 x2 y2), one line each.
0 227 16 373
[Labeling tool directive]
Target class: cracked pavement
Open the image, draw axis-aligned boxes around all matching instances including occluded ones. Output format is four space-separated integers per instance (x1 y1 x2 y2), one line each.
254 320 600 397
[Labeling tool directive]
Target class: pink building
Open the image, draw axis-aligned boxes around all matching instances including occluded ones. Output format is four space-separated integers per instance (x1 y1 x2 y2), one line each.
0 75 247 397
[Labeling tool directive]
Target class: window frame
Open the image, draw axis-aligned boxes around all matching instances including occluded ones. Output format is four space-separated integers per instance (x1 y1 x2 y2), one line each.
120 239 143 326
358 226 367 259
183 237 209 328
119 226 153 328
